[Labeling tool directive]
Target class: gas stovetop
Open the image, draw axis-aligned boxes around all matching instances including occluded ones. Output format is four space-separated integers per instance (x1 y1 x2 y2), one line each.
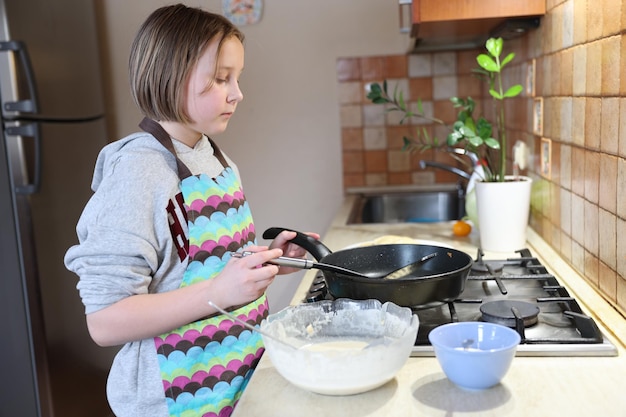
304 248 618 357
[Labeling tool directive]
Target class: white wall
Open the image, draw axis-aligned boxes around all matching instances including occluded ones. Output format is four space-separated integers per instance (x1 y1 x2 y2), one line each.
96 0 411 311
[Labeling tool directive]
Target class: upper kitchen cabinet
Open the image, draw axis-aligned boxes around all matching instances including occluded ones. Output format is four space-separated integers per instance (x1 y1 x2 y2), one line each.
405 0 545 52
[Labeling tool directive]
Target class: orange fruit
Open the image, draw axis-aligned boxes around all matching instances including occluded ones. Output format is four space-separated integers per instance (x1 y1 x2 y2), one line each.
452 220 472 237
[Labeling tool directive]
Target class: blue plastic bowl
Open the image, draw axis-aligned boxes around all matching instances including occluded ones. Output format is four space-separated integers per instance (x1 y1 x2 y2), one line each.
428 321 521 390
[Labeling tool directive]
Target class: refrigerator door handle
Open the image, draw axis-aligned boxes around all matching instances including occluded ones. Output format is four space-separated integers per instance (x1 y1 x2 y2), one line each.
0 40 39 114
6 122 41 194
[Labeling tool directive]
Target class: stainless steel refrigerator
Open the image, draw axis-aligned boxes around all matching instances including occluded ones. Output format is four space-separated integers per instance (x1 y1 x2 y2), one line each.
0 0 116 415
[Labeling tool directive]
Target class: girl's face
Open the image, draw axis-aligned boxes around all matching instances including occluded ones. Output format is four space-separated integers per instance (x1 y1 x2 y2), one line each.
183 36 244 142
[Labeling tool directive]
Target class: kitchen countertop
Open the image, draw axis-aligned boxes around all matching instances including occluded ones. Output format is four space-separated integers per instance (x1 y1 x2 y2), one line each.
233 195 626 417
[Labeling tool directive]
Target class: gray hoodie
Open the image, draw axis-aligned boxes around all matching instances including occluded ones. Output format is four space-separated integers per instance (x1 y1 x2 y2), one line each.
65 131 240 416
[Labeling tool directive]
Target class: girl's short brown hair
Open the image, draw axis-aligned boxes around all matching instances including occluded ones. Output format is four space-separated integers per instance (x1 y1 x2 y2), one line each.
129 4 244 123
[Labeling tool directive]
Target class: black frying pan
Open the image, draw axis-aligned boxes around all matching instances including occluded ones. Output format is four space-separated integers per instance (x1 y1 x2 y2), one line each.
263 227 474 308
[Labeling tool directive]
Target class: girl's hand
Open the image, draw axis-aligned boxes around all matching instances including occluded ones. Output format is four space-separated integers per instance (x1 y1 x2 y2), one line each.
268 230 320 275
208 246 282 308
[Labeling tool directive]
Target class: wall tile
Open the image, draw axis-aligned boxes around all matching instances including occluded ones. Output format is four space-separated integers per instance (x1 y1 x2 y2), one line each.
572 45 587 96
584 199 599 255
598 153 617 213
584 150 600 204
617 217 626 278
621 35 626 95
542 54 554 96
573 0 588 45
365 173 387 186
382 78 410 101
457 49 480 73
386 125 413 150
388 150 411 172
561 232 573 263
363 127 387 150
617 157 626 219
433 52 456 75
601 36 621 95
584 97 601 149
339 105 362 128
408 101 434 125
599 208 617 269
585 251 600 286
363 104 386 126
384 55 408 78
572 241 585 274
343 151 364 173
409 78 433 100
433 100 457 124
571 192 585 244
560 97 573 142
551 3 564 52
457 74 483 98
408 54 432 77
360 57 385 81
620 98 626 157
585 41 602 95
364 150 388 172
600 97 620 154
411 170 435 185
544 97 555 139
433 76 458 100
560 48 574 96
617 275 626 314
562 0 575 48
386 107 408 126
572 97 586 146
336 58 361 82
341 127 363 151
587 0 603 41
571 146 585 196
552 141 562 183
599 260 617 302
560 144 572 190
343 173 365 188
602 0 622 37
388 172 412 185
337 82 362 104
551 182 562 227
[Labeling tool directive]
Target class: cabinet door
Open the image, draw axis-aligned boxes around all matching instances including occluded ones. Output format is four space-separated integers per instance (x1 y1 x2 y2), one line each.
414 0 545 22
411 0 545 39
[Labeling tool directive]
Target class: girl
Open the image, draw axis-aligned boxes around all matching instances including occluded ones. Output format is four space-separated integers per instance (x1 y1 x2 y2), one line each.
65 4 314 416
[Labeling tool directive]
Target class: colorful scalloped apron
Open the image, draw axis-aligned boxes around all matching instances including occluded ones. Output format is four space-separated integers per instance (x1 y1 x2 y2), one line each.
140 118 267 417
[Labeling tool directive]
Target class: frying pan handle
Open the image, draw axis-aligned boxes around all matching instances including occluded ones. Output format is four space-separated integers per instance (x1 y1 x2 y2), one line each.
262 227 333 260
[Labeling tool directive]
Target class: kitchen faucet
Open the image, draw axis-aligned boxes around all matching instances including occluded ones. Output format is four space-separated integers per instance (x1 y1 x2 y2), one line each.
418 148 483 193
418 160 471 180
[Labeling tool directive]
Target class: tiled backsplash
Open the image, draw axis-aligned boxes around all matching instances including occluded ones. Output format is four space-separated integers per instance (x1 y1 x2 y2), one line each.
335 0 626 315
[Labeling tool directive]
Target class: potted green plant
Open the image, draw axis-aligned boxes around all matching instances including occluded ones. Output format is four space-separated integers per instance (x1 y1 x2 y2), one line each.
367 37 533 252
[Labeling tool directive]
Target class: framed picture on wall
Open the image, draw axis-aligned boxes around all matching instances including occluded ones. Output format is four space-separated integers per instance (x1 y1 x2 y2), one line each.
222 0 263 26
533 98 543 136
540 138 551 179
526 59 536 97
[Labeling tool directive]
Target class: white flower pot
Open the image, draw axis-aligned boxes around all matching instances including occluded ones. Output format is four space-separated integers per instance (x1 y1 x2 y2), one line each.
475 176 532 252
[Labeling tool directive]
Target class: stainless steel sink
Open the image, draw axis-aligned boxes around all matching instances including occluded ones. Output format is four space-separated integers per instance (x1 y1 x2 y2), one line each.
347 184 465 224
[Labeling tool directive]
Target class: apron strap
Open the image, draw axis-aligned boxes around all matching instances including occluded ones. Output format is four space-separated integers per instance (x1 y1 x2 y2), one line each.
139 117 193 180
206 137 229 169
139 117 231 180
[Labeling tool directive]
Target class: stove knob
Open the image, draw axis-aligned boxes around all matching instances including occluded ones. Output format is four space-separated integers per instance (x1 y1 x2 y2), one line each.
312 274 326 286
306 291 326 303
310 282 327 294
